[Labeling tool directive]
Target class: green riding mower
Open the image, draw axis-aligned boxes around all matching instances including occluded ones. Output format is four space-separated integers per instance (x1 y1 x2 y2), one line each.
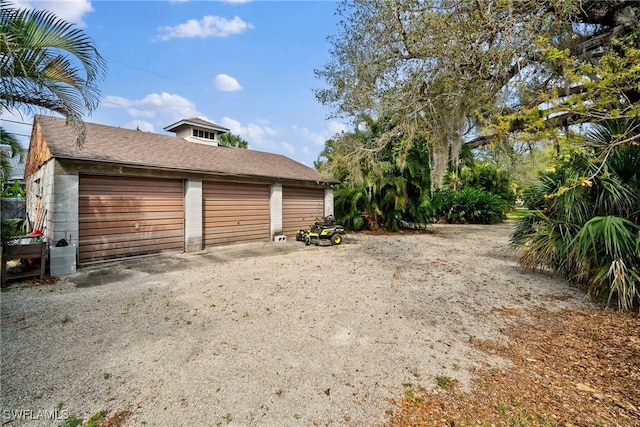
295 215 346 246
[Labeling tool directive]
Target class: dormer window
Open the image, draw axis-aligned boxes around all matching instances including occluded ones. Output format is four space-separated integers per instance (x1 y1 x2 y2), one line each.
164 117 230 147
193 129 216 140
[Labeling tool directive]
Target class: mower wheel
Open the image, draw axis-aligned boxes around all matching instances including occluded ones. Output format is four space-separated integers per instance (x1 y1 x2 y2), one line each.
305 236 311 246
330 233 343 245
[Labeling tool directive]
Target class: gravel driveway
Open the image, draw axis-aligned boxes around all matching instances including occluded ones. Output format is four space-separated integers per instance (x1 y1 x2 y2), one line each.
0 223 589 426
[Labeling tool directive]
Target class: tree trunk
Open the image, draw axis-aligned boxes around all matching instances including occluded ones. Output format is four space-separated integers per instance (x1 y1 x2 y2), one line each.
430 138 448 193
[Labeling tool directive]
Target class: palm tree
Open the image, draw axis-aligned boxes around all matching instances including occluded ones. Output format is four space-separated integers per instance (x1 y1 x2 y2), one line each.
511 119 640 311
0 0 106 145
0 126 23 180
319 115 433 231
218 132 249 148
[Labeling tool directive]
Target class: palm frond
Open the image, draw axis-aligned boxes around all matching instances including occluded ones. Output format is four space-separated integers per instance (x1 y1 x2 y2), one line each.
569 216 640 310
0 0 106 145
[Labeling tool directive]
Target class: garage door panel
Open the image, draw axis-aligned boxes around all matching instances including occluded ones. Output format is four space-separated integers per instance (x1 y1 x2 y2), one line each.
203 219 269 229
80 177 183 194
202 210 270 220
79 175 184 262
204 199 270 207
79 222 182 237
80 217 183 228
80 210 185 223
80 197 183 213
203 181 269 247
82 229 184 247
206 228 268 238
203 219 270 230
205 229 269 242
282 187 325 236
203 186 266 195
80 240 185 262
80 186 182 196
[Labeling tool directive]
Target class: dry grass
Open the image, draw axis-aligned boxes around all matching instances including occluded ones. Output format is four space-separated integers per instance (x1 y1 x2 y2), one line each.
386 307 640 427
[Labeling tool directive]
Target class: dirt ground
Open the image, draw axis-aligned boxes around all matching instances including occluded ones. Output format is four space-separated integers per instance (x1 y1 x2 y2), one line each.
388 307 640 427
1 223 633 426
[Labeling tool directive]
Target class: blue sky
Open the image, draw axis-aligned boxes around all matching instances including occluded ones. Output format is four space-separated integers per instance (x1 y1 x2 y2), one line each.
4 0 347 167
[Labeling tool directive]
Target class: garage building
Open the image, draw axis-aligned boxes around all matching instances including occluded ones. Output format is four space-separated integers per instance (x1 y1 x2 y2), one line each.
24 115 337 264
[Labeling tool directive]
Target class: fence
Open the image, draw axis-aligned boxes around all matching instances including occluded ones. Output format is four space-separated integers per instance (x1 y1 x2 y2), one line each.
1 197 26 221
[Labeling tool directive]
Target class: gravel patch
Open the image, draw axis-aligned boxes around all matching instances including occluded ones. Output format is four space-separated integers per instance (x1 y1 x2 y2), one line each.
0 223 591 426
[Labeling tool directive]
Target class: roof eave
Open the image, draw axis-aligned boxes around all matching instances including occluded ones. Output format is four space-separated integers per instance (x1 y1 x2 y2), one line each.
54 156 337 186
163 120 230 134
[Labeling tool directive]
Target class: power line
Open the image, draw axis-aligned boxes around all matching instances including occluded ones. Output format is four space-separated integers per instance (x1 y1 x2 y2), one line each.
1 118 31 126
105 56 191 86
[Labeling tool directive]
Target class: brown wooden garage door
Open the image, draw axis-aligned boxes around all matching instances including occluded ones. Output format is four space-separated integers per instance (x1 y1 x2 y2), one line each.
79 175 184 262
282 187 325 236
203 181 270 247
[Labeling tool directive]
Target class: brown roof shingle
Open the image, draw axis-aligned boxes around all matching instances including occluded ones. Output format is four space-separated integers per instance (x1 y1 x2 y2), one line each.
35 115 338 185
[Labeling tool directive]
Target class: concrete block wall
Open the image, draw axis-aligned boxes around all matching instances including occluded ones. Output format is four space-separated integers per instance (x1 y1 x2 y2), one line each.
26 160 79 277
49 170 79 245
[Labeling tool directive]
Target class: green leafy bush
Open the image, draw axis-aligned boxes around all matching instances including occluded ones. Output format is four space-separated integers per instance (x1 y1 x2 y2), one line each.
432 187 506 224
1 179 25 198
1 218 24 255
334 185 369 231
447 163 515 205
512 119 640 310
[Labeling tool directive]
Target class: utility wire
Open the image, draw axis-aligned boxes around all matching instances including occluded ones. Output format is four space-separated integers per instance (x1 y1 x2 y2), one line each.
1 118 31 126
105 56 191 86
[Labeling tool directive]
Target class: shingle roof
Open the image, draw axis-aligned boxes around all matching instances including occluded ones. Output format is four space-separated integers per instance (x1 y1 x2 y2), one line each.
163 117 230 133
34 115 338 185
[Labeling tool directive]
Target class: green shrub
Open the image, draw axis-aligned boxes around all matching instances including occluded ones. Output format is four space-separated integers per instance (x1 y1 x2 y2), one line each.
432 187 507 224
334 184 369 231
461 163 515 204
1 218 24 255
512 119 640 310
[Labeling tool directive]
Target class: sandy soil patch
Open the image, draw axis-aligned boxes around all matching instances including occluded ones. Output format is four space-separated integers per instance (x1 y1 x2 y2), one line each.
1 223 590 426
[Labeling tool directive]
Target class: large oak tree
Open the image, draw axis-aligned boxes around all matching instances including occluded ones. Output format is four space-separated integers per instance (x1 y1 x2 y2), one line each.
315 0 640 191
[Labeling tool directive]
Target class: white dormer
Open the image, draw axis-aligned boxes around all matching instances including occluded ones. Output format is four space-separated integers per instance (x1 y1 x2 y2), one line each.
164 118 230 146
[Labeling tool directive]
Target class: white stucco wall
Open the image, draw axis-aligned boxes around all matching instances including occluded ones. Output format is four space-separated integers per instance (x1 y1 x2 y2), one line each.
184 179 203 252
270 183 283 238
324 188 334 217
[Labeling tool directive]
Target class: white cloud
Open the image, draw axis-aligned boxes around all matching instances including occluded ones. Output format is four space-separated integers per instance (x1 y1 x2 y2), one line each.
213 74 242 92
10 0 93 27
327 120 348 135
291 125 325 146
280 142 295 155
222 0 252 3
292 120 348 147
102 92 200 124
280 120 349 164
126 120 155 133
156 15 253 41
219 116 278 148
102 95 131 108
